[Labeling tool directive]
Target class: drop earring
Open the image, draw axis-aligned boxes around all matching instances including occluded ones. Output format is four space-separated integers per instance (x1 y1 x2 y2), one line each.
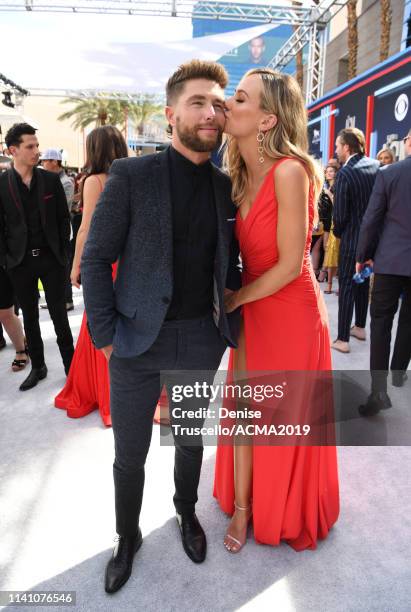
257 130 265 164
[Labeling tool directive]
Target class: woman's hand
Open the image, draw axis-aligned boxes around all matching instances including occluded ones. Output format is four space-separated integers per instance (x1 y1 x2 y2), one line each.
224 289 241 313
71 265 81 288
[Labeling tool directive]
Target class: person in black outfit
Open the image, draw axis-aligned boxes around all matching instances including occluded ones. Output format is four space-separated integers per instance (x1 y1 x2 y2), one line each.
81 61 241 594
356 129 411 415
0 123 74 391
311 185 333 277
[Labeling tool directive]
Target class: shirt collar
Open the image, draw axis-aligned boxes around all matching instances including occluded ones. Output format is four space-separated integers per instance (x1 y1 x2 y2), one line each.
169 145 211 177
344 153 359 166
13 165 37 189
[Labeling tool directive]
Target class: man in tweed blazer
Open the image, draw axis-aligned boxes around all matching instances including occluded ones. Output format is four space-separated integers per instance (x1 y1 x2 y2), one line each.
81 61 241 594
331 128 379 354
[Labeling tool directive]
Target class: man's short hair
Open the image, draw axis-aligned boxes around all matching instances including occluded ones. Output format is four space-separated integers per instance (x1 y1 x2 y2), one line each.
337 128 366 155
166 59 228 106
5 123 36 148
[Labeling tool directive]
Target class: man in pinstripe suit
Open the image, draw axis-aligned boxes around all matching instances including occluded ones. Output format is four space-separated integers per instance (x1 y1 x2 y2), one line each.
331 128 379 354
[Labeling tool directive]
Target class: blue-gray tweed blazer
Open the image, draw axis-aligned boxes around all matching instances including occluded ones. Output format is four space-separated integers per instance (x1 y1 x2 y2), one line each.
81 149 242 358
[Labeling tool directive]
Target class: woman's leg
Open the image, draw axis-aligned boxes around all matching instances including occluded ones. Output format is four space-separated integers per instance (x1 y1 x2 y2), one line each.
0 307 27 364
311 236 323 276
325 267 335 293
224 321 253 552
318 233 329 282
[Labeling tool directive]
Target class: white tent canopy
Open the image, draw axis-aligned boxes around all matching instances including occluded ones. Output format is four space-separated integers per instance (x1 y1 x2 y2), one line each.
2 23 277 94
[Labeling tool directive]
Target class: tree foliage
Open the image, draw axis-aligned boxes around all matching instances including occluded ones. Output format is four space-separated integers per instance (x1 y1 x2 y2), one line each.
58 94 163 133
380 0 392 62
347 0 358 80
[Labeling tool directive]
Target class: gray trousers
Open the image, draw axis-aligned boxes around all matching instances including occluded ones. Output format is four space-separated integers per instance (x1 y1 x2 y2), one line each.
109 313 226 536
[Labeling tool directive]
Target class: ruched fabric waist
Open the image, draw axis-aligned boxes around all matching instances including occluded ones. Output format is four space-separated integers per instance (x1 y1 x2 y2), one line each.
242 266 321 306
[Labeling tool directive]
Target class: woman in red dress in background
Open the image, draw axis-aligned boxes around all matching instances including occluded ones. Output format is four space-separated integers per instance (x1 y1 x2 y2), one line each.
213 69 339 552
54 126 128 426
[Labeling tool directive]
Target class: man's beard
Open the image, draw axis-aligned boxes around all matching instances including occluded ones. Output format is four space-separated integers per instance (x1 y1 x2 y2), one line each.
176 118 223 152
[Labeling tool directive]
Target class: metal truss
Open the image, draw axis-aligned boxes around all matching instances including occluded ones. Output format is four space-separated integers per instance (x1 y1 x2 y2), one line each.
0 1 349 103
28 88 166 102
0 1 312 23
0 71 29 109
267 0 349 104
0 72 29 95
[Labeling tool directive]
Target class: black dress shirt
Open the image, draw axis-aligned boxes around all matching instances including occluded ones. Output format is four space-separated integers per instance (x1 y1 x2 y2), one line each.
13 168 47 249
166 146 218 320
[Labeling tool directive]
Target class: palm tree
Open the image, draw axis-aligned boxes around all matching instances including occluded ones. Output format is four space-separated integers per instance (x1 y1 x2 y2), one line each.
124 95 163 136
380 0 392 62
292 0 304 90
58 96 124 129
347 0 358 80
58 94 162 134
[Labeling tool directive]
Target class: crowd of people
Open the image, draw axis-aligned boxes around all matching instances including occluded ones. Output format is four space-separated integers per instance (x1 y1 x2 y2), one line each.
309 126 411 414
0 59 410 594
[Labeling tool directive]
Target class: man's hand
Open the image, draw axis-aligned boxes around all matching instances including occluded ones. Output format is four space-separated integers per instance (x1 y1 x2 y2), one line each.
101 344 113 361
355 259 373 274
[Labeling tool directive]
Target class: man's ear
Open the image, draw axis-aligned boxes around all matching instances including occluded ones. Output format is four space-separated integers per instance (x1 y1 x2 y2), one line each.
165 106 175 129
259 114 277 133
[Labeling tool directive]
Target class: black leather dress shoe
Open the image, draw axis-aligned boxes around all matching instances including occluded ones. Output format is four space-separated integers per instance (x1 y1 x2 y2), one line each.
176 512 206 563
105 529 143 594
359 391 392 417
392 371 408 388
19 365 48 391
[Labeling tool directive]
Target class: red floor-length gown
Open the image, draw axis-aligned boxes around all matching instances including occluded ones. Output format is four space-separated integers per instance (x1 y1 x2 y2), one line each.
213 158 340 551
54 264 118 427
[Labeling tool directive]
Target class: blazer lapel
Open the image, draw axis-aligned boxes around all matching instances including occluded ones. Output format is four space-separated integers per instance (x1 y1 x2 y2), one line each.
152 150 173 272
211 166 229 279
7 168 25 223
35 168 47 229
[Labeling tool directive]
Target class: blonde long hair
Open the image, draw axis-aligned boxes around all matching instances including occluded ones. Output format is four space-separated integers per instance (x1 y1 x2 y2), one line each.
224 68 323 206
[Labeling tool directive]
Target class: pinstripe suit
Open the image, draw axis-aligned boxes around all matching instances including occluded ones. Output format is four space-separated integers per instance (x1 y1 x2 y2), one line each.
333 154 380 341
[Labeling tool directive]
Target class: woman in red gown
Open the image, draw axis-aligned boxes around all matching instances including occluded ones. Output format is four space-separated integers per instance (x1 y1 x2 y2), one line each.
213 69 339 552
54 126 129 427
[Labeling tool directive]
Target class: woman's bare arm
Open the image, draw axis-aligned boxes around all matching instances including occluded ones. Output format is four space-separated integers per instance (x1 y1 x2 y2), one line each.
71 175 105 288
225 159 309 312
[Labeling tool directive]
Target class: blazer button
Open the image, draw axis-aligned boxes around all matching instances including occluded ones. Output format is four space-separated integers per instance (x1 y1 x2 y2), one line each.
162 296 170 304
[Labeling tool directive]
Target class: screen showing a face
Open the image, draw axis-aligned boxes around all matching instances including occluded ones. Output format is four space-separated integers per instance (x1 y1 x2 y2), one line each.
192 18 301 96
